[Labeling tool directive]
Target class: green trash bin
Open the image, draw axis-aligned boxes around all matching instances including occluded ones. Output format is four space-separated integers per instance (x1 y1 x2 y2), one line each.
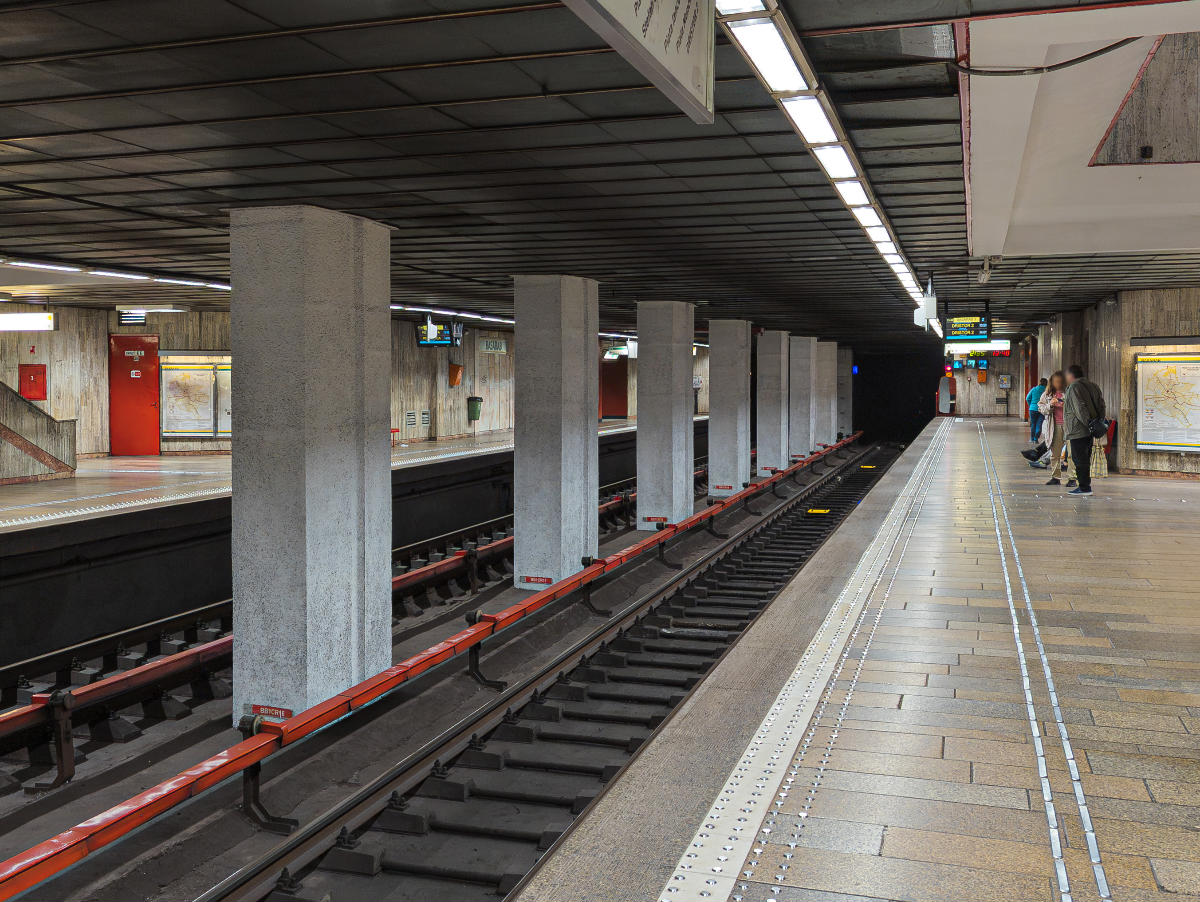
467 395 483 422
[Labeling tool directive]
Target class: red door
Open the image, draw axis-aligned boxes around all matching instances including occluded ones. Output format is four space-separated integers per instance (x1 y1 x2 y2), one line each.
109 334 160 455
599 357 628 418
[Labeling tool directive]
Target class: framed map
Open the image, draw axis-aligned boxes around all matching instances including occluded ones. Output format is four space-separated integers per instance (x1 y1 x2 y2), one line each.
161 364 216 436
1136 354 1200 453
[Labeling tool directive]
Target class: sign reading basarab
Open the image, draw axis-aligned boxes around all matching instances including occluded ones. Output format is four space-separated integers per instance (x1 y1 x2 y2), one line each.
562 0 715 125
1136 354 1200 453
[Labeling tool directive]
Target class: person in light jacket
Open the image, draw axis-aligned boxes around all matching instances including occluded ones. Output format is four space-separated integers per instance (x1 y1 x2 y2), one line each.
1037 371 1073 487
1064 364 1106 496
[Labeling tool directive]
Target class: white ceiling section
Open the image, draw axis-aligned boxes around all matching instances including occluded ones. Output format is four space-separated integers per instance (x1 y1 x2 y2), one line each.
968 1 1200 258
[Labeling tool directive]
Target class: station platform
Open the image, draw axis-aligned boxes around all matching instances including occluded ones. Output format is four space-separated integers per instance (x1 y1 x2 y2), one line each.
0 417 699 533
516 416 1200 902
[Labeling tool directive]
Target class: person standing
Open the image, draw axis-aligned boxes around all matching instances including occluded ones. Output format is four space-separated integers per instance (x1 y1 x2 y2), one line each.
1027 377 1048 443
1064 364 1105 496
1038 371 1072 486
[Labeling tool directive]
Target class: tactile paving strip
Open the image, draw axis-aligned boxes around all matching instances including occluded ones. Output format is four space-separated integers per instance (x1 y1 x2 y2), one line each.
659 418 953 902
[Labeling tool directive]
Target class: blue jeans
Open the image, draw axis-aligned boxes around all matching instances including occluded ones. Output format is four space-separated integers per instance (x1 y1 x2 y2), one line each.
1029 411 1044 442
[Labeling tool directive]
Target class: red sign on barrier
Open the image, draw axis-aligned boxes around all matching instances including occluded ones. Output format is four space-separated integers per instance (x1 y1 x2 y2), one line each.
713 484 733 490
521 575 553 585
643 515 668 523
250 704 293 721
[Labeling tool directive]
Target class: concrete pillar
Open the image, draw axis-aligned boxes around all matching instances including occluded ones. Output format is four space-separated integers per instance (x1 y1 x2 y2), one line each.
513 275 599 588
814 340 839 445
837 347 854 438
230 205 391 723
756 330 789 476
636 301 695 526
708 320 751 498
788 336 817 458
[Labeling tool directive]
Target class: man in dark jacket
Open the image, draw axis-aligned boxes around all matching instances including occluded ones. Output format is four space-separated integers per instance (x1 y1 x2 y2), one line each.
1064 364 1105 496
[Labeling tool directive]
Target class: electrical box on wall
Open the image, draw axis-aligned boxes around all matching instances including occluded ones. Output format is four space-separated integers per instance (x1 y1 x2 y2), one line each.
18 363 47 401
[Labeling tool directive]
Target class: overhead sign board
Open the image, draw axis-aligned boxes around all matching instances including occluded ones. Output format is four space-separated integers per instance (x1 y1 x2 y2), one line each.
562 0 714 124
945 314 989 341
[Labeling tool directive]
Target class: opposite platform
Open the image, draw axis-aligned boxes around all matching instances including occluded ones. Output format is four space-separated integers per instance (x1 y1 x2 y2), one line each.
516 417 1200 902
0 417 705 532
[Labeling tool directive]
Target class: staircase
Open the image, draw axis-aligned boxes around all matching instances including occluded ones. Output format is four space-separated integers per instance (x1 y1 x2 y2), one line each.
0 380 76 484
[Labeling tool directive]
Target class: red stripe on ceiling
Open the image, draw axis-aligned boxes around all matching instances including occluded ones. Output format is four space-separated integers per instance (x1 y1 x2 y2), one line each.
1088 35 1165 167
955 20 973 257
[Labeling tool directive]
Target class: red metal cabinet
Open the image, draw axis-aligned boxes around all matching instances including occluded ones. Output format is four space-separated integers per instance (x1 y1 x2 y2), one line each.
17 363 47 401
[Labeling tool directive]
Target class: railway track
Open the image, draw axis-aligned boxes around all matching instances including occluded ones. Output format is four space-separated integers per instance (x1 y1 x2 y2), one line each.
197 443 894 902
0 466 710 797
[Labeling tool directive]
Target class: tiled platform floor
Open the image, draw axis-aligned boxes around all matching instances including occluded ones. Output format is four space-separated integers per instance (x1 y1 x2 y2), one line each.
516 417 1200 902
0 416 697 532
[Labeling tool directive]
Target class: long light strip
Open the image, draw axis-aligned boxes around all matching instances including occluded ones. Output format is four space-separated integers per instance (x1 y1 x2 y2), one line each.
0 255 231 291
391 304 644 341
716 3 924 305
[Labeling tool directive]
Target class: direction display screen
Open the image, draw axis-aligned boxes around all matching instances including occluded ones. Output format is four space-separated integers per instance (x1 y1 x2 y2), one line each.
417 321 463 346
945 314 989 341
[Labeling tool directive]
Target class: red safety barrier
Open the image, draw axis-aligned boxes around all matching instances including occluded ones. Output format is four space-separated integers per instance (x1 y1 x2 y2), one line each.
0 434 859 901
0 637 235 748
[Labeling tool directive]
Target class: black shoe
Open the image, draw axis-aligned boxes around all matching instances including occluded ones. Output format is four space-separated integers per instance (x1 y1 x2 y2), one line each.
1066 479 1077 488
1068 487 1092 496
1021 449 1039 461
1045 478 1060 486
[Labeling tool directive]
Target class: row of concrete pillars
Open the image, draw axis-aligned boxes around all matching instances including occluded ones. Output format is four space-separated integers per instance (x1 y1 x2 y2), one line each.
227 205 851 722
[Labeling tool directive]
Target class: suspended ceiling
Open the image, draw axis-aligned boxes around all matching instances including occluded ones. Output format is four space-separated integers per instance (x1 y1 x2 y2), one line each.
0 0 1198 346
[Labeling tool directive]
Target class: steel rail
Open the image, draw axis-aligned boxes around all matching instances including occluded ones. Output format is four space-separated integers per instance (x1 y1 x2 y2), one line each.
0 435 857 900
196 440 876 902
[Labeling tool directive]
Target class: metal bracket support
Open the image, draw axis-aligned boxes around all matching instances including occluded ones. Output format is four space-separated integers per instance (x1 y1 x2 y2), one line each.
241 762 299 835
31 690 75 792
580 558 611 616
468 645 507 691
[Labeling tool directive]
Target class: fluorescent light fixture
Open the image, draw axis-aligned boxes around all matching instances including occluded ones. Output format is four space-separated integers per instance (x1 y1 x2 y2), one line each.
851 206 882 228
206 283 232 291
715 0 766 12
781 95 835 145
0 311 55 331
5 260 83 272
873 240 897 255
727 19 807 93
811 144 855 180
90 270 150 280
888 261 908 275
945 339 1010 354
833 180 869 206
930 318 944 338
117 304 189 313
865 225 889 243
118 310 146 325
882 254 903 265
152 277 207 287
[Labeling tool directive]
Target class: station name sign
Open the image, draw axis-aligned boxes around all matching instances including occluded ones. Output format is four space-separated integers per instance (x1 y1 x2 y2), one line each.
562 0 714 124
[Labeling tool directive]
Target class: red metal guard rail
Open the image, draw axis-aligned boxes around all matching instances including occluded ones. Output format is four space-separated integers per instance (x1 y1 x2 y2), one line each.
390 464 704 596
0 434 860 901
0 471 702 750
